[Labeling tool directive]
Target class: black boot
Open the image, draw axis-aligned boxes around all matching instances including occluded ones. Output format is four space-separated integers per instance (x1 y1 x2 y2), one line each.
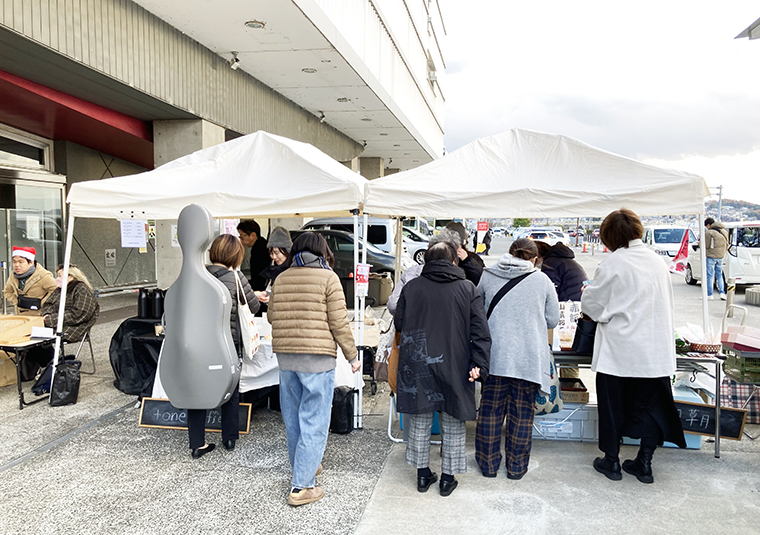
593 454 622 481
623 446 655 484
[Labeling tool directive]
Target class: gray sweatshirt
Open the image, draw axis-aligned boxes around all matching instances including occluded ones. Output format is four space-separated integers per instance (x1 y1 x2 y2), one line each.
477 254 559 391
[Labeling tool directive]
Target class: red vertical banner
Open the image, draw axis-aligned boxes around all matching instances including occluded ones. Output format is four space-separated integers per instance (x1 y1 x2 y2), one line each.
669 229 690 273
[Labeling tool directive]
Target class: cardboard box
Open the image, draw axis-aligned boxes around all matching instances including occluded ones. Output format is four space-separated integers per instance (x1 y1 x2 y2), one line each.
560 377 590 404
0 351 18 387
721 333 760 352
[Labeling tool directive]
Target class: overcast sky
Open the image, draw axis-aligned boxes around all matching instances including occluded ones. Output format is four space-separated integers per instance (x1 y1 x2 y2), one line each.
440 2 760 206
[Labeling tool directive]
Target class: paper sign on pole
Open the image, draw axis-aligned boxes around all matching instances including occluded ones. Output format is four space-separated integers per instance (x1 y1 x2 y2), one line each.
477 221 489 232
355 263 370 297
120 219 147 248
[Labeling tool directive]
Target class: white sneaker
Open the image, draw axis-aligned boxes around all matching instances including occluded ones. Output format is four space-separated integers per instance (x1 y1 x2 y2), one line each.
720 293 727 301
707 295 715 301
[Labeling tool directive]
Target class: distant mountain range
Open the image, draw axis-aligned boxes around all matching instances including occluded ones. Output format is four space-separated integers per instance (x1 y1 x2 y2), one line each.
705 199 760 221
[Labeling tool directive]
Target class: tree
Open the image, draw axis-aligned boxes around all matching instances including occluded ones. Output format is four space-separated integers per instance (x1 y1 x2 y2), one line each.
513 218 531 228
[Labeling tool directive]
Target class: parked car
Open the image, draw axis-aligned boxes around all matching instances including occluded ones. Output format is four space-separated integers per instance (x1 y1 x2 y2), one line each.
400 226 430 264
527 230 570 246
642 226 697 260
685 221 760 286
290 229 411 301
301 216 428 263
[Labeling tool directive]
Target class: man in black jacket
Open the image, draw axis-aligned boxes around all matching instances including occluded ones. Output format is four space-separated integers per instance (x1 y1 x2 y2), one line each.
237 219 269 291
395 241 491 497
539 242 587 302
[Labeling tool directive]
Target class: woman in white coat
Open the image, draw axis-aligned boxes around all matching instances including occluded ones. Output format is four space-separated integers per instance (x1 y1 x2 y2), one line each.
581 209 685 484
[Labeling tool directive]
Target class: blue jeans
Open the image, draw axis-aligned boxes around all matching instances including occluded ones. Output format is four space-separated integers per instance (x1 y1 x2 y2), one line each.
705 257 725 296
279 368 335 489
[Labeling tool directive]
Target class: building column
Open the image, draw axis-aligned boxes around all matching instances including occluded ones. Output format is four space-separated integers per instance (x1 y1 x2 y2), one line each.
154 120 225 288
359 157 384 180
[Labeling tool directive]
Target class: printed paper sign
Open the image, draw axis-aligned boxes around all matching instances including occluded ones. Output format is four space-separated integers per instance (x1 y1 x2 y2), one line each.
171 225 179 248
26 214 40 240
223 219 239 235
120 219 147 248
105 249 116 267
477 221 489 231
355 263 370 297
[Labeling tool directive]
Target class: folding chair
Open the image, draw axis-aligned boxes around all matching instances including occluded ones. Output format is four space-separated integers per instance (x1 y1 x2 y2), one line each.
66 327 96 375
387 393 442 445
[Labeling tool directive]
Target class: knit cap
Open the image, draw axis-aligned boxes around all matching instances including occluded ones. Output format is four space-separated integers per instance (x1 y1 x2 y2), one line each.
268 226 293 252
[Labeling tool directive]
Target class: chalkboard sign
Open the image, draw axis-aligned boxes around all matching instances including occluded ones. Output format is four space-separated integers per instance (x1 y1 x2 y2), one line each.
675 400 746 441
138 397 251 434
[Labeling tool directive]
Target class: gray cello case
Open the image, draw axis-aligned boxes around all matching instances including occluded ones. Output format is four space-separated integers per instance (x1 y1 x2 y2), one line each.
158 204 240 409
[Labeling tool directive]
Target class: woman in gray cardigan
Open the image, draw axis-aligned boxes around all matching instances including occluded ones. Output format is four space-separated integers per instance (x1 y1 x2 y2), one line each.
475 239 559 479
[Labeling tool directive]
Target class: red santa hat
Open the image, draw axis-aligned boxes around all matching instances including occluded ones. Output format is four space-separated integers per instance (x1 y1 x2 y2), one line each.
11 246 36 262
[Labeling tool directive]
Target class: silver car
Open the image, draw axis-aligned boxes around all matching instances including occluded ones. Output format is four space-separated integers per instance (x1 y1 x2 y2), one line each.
402 226 430 264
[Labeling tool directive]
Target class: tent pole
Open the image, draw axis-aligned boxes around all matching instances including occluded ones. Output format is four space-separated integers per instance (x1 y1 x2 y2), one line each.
352 209 363 429
51 209 75 404
699 214 710 337
394 217 403 286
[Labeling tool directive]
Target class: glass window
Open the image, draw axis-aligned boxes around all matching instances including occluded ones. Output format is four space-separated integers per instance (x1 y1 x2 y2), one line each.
1 183 64 271
653 229 686 244
0 136 45 168
737 227 760 248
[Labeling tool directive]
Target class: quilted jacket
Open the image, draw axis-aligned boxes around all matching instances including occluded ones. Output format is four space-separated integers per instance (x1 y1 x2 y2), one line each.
268 263 357 361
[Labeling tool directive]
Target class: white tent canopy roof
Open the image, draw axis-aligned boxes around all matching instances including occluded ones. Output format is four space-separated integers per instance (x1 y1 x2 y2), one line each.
365 129 710 219
67 131 368 220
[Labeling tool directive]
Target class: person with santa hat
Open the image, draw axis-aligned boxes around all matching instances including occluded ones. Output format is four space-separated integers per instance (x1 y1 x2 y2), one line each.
3 246 58 316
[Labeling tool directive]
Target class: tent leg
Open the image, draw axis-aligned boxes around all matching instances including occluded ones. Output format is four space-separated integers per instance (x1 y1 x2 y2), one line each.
51 210 75 404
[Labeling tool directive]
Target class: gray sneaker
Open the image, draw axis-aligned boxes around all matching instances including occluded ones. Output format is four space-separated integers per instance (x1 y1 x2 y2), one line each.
707 295 715 301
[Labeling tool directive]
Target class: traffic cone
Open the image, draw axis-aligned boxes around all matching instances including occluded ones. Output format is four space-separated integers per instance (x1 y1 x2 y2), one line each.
603 245 608 253
582 243 587 253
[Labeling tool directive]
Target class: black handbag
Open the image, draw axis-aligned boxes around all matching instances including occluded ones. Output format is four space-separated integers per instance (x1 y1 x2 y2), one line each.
50 360 82 406
33 357 80 396
571 314 597 355
330 386 358 434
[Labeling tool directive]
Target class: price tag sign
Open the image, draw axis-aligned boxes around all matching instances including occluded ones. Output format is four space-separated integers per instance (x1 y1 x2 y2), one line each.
355 263 370 297
120 219 147 248
477 221 489 231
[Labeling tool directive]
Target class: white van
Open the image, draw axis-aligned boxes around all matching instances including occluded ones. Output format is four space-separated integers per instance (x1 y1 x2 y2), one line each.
643 226 698 260
685 221 760 286
301 216 423 264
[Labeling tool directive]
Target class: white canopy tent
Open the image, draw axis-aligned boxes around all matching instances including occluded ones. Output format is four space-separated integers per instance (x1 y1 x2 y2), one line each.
366 128 712 333
365 128 709 219
56 131 371 424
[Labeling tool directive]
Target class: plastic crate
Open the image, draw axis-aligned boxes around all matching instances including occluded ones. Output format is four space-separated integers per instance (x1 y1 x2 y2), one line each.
532 403 598 442
722 345 760 383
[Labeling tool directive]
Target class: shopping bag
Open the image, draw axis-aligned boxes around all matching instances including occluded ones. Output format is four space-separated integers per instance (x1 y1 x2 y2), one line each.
50 360 82 406
535 350 563 415
235 272 260 359
571 313 597 355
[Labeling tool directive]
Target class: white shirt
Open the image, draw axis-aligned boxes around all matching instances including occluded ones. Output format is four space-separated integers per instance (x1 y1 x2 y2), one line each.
581 239 676 378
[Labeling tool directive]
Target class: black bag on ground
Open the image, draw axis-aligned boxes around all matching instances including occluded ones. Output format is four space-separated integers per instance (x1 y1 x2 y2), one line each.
50 360 82 406
32 356 80 396
571 314 598 355
330 386 357 434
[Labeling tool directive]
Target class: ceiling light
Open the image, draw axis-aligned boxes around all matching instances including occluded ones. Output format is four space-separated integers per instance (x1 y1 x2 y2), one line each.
361 118 372 122
379 133 388 136
302 68 317 74
319 112 326 123
229 52 240 70
244 20 266 29
336 97 351 103
321 59 331 63
393 144 401 147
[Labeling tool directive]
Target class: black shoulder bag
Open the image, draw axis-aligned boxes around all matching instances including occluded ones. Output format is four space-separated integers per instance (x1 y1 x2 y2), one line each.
486 272 533 319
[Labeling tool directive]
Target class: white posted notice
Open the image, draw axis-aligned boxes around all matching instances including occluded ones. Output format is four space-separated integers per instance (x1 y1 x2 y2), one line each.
120 219 147 248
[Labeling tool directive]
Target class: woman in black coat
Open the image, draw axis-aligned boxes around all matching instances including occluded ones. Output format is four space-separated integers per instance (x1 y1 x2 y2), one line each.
537 242 588 302
189 234 260 459
395 241 491 497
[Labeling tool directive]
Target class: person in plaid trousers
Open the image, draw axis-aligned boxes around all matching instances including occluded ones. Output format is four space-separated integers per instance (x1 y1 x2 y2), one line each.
394 241 491 497
475 239 559 479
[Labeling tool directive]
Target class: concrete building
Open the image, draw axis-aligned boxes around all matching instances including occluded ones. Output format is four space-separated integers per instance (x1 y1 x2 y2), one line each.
0 0 446 289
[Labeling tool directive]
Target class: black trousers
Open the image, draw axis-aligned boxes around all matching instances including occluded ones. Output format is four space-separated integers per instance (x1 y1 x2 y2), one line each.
596 373 685 457
187 387 240 449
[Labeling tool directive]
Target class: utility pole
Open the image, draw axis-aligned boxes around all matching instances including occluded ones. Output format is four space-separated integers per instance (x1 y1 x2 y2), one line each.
717 185 723 221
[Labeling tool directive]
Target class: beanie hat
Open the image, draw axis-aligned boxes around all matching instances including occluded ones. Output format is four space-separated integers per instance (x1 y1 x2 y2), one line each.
12 246 35 262
444 222 467 247
268 226 293 252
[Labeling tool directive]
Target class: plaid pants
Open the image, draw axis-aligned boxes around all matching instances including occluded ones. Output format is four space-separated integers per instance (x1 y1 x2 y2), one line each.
475 376 538 476
405 412 467 474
